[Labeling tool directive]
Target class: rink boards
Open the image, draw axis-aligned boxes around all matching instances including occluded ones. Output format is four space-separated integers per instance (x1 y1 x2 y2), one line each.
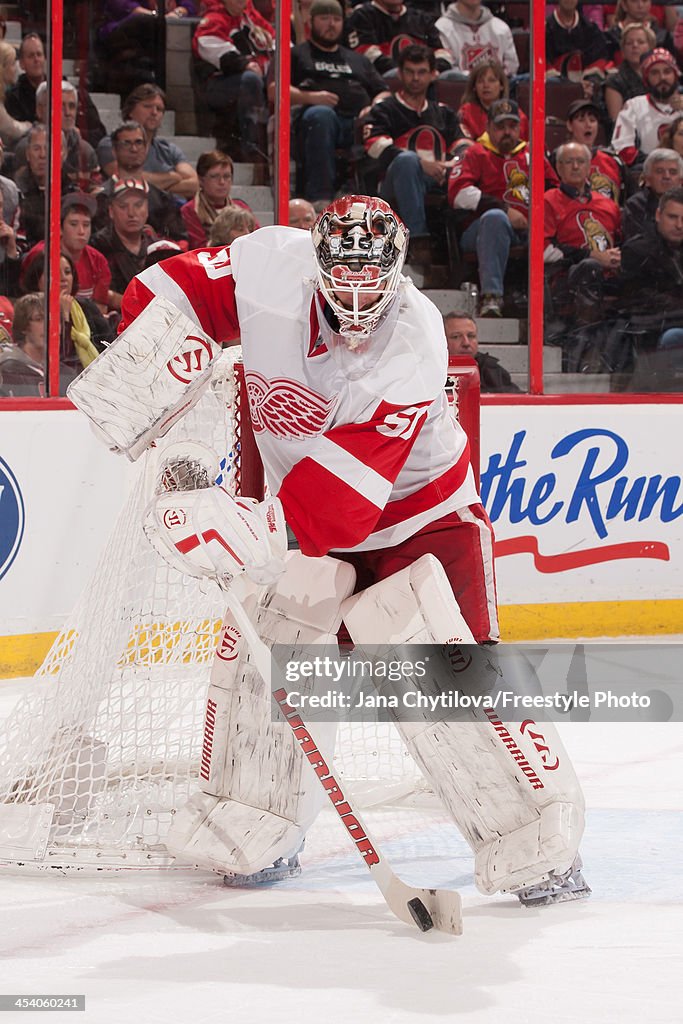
0 403 682 675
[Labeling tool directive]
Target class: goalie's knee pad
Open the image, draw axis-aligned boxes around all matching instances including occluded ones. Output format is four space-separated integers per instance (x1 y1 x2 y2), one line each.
167 552 356 875
342 554 585 895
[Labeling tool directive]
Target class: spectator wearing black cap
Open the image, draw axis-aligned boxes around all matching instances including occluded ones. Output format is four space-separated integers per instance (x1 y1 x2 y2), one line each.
448 97 559 317
557 98 626 204
277 0 388 206
91 177 159 312
612 47 683 167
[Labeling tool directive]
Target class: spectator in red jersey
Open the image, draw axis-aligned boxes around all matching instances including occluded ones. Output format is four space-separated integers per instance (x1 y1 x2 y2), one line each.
20 193 113 313
604 22 655 125
612 48 683 169
347 0 455 79
363 44 467 251
622 147 683 238
544 141 623 361
558 98 626 204
458 59 529 142
181 150 256 249
448 98 559 317
192 0 274 160
435 0 519 78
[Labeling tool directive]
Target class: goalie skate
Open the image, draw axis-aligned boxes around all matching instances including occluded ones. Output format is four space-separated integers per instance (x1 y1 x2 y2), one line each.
514 856 591 908
223 844 304 888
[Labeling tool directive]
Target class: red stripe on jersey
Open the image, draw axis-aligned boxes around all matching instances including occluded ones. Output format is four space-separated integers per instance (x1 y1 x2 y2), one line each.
119 247 241 343
278 457 385 557
119 277 156 332
325 399 431 474
371 443 471 532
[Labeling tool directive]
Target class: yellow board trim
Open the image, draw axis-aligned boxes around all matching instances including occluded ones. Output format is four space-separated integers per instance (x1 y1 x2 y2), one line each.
1 599 682 679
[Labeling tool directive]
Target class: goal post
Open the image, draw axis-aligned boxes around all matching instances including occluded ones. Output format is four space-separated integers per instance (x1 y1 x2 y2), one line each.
0 351 480 870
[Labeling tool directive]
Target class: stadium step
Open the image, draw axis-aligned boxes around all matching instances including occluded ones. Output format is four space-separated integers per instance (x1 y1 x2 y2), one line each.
511 372 611 393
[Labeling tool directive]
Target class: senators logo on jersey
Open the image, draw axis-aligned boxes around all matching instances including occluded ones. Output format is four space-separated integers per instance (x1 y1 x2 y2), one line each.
246 372 339 440
577 210 613 253
503 161 530 208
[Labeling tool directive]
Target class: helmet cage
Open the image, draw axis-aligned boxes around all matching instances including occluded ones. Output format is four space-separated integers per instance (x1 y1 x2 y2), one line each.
312 198 408 340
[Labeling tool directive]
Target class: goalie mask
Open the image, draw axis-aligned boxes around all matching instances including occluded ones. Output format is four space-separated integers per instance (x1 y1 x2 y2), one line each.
312 196 408 345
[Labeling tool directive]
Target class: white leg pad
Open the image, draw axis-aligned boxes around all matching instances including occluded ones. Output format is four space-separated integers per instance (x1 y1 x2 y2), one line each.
341 553 586 895
166 552 356 875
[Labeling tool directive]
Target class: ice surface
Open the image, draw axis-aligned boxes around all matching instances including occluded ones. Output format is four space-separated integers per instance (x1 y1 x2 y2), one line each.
0 670 681 1024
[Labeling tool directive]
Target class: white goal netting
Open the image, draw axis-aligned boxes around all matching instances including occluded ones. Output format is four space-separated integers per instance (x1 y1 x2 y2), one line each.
0 350 450 871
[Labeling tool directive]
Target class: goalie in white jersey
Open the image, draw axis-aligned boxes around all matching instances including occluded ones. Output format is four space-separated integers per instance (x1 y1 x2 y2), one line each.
110 196 589 907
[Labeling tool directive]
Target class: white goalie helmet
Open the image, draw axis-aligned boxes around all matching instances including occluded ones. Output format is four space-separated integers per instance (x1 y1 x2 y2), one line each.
312 195 408 344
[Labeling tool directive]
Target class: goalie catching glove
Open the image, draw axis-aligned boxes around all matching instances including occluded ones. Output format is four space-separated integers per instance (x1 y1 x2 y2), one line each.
143 486 288 587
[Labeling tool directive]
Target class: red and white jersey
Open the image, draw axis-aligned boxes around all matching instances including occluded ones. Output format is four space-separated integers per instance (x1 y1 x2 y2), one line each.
611 94 676 163
119 227 477 559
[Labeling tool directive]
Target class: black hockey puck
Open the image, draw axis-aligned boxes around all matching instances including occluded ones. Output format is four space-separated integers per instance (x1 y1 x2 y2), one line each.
407 897 434 932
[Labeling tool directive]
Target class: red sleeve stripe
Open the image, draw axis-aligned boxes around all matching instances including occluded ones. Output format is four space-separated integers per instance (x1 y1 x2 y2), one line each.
279 457 387 557
372 444 471 532
314 437 393 509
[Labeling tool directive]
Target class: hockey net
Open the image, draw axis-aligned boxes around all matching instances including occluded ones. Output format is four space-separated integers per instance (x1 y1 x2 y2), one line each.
0 350 480 870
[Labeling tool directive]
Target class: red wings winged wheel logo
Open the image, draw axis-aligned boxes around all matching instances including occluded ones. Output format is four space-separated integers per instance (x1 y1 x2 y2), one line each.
246 372 339 439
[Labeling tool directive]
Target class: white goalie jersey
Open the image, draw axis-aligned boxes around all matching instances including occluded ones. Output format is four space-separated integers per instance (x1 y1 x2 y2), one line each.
119 226 478 557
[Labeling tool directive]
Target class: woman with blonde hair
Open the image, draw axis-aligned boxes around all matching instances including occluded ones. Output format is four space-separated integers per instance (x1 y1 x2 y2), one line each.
0 41 31 146
207 206 256 247
606 0 675 54
603 22 656 123
458 59 529 142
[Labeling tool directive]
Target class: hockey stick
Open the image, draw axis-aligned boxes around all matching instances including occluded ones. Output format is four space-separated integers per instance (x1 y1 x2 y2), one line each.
218 582 463 936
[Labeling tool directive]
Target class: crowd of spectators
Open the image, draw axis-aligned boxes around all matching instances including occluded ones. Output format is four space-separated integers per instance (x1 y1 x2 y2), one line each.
1 1 683 396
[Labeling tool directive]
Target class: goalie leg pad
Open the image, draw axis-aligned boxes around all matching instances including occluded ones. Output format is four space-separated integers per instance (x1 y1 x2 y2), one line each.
166 552 356 876
341 553 585 895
